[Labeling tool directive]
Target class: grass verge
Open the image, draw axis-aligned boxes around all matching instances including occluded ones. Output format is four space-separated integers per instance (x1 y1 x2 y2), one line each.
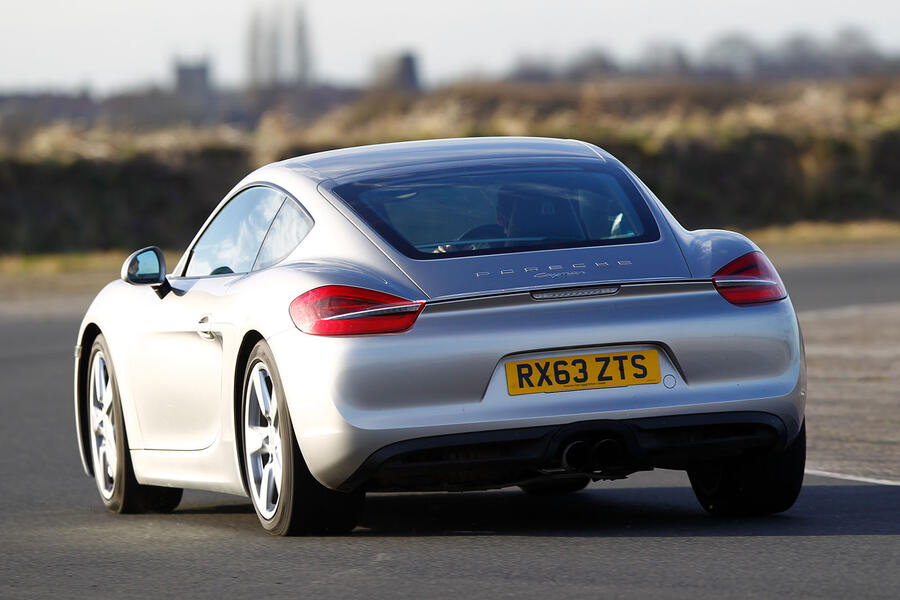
0 250 182 301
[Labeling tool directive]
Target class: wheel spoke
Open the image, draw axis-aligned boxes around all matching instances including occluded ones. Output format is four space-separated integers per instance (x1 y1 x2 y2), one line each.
271 454 282 495
269 387 277 422
106 437 117 475
102 381 114 415
105 421 116 456
99 439 108 474
92 405 104 433
245 425 267 456
261 462 274 506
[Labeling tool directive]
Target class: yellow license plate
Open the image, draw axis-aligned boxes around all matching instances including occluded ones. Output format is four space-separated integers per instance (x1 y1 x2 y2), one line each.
505 349 661 396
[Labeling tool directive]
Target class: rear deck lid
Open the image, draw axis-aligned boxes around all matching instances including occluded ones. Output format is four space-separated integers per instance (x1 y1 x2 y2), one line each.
387 240 691 299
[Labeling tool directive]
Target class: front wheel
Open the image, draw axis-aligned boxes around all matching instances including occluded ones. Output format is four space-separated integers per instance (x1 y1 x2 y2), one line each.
87 334 183 513
688 422 806 516
241 340 363 535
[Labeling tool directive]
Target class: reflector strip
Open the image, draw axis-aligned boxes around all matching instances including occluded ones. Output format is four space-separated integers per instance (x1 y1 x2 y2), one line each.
532 286 619 300
324 303 424 321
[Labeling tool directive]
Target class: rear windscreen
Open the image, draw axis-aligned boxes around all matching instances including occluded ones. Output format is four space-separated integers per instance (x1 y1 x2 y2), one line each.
330 163 660 259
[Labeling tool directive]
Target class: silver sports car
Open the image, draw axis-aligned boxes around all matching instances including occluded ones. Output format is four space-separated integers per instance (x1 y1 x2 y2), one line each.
74 137 806 535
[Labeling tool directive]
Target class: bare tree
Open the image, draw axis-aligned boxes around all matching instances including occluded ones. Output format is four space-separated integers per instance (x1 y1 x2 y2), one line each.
565 48 619 82
701 33 764 80
774 33 830 77
507 56 555 83
265 11 281 87
295 3 312 87
247 10 263 91
637 41 691 77
831 26 884 75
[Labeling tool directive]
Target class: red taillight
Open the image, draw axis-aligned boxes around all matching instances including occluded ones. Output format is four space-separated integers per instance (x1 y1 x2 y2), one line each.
289 285 425 335
712 251 787 305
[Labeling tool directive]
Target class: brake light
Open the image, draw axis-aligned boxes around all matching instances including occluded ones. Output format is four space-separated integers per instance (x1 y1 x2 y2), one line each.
289 285 425 335
712 251 787 305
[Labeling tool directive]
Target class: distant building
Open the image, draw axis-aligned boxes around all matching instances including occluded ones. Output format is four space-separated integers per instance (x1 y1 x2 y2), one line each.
373 52 420 93
175 60 212 101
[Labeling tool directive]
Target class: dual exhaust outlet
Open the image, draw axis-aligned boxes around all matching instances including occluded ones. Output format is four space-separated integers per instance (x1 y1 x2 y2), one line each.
561 438 625 473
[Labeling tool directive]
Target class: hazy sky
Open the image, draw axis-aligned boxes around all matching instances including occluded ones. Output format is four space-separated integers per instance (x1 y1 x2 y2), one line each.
2 0 899 93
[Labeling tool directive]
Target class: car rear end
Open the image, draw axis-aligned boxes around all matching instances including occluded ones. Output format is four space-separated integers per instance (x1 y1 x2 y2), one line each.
271 143 805 492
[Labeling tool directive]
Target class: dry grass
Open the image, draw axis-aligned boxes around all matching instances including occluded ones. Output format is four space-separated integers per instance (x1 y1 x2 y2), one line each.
17 123 246 163
0 250 182 300
744 221 900 267
745 220 900 245
7 77 900 164
0 251 127 275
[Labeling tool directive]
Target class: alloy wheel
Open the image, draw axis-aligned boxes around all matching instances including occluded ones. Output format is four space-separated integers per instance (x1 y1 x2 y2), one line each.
244 361 283 520
88 351 117 500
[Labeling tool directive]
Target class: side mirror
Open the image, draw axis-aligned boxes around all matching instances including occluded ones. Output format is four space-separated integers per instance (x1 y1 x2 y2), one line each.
121 246 171 298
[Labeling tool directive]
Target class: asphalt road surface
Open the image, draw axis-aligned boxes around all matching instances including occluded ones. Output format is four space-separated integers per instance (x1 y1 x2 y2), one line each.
2 261 899 599
778 260 900 311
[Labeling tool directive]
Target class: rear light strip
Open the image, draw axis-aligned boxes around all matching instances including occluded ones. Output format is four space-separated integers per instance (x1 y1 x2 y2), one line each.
323 303 424 321
712 278 779 288
712 251 787 305
290 285 425 335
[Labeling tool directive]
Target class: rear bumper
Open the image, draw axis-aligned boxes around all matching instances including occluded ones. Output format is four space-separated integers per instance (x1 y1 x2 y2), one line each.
337 411 790 492
267 286 805 490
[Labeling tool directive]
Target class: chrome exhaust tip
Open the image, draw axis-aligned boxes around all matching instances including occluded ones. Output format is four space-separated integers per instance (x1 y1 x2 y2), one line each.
590 438 625 470
562 440 590 471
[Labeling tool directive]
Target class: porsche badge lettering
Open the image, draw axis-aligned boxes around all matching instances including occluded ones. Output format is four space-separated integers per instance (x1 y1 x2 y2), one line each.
474 261 634 279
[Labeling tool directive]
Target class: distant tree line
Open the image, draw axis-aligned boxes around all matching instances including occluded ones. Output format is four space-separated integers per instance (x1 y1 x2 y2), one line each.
508 27 899 83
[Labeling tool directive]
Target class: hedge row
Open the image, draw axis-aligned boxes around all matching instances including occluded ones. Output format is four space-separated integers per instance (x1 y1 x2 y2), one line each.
2 131 899 253
0 148 247 253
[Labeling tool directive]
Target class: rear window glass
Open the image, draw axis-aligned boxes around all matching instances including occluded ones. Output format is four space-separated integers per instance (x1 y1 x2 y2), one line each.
331 163 659 259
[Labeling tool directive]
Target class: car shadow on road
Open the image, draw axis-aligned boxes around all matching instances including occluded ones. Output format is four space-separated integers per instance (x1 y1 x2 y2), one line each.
352 484 900 537
176 503 254 515
173 483 899 538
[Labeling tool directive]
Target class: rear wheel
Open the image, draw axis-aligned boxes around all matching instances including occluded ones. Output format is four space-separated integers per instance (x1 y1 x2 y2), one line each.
87 334 183 513
520 476 591 496
241 340 363 535
688 422 806 516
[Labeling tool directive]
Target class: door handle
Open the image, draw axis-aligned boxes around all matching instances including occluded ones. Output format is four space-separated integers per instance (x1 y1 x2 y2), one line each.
197 315 215 340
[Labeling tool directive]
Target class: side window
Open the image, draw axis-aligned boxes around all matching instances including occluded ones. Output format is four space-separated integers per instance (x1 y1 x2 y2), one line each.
185 187 284 277
253 198 314 271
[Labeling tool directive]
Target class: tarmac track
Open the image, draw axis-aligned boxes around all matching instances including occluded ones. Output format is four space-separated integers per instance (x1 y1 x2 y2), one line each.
1 261 898 599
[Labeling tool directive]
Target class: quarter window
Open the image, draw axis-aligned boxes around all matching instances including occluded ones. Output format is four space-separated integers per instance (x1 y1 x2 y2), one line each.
254 199 314 271
185 187 284 277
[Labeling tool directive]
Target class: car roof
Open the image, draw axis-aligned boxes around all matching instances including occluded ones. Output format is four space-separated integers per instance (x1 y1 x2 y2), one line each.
277 137 604 182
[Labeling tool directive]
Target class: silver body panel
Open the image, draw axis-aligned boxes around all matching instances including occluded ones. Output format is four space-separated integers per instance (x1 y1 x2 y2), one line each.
73 137 806 495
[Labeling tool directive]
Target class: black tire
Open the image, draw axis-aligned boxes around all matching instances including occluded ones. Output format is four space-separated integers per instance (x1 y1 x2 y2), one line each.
520 476 591 496
688 422 806 516
241 340 363 536
88 334 183 514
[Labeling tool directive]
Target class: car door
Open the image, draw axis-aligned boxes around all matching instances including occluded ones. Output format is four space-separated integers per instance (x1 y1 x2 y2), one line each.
127 186 286 451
